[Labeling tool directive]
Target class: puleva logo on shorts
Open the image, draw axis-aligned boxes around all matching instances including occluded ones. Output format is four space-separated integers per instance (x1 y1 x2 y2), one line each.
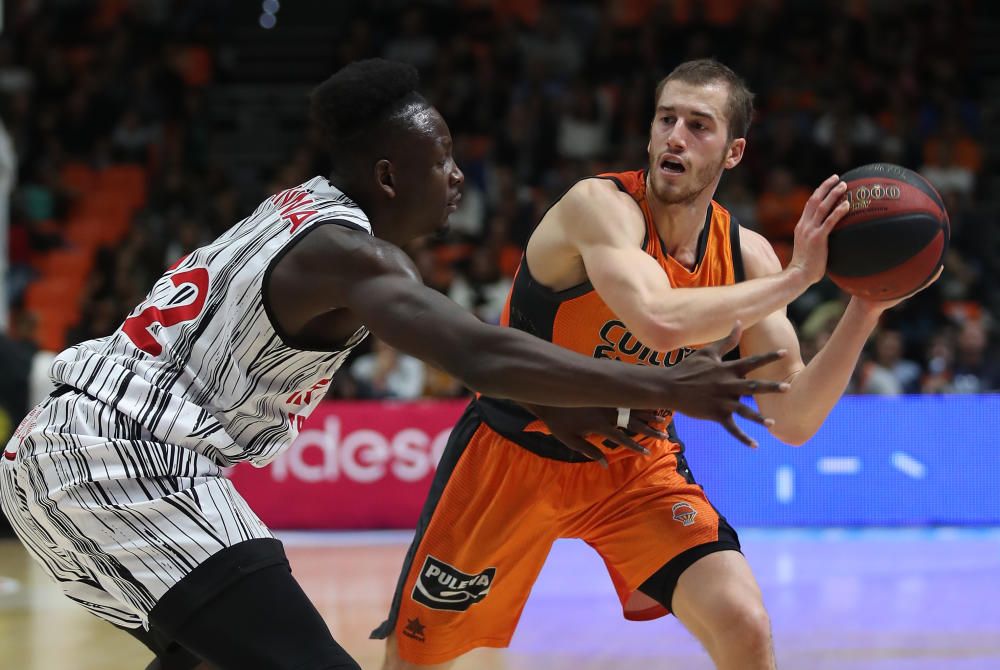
672 501 698 526
411 555 496 612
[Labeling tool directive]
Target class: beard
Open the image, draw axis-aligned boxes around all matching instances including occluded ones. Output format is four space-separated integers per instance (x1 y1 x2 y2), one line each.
648 150 727 205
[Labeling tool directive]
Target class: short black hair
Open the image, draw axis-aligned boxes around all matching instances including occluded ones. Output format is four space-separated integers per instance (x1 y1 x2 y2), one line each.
654 59 754 141
310 59 428 164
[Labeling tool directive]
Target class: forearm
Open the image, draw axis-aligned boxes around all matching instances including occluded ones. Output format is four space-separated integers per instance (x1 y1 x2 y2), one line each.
768 299 880 444
653 267 810 349
456 324 673 408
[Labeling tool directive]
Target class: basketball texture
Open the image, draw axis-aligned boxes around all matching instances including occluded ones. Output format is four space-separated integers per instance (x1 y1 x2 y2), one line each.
827 163 949 300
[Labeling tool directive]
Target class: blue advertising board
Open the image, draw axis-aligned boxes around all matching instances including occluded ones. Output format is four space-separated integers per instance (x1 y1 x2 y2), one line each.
672 395 1000 526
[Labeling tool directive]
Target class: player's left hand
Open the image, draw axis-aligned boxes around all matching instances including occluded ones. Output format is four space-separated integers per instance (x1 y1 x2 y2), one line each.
519 404 669 468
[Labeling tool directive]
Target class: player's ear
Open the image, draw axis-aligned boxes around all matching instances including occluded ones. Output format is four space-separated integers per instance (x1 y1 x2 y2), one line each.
375 159 396 198
724 137 746 170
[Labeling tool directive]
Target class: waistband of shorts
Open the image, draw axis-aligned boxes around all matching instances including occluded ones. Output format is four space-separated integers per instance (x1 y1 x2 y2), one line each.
474 397 684 463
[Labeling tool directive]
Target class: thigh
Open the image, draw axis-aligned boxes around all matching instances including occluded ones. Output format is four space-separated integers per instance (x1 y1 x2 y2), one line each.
577 449 741 619
373 408 562 666
669 550 766 644
7 434 272 625
1 444 149 627
149 540 360 670
118 623 206 670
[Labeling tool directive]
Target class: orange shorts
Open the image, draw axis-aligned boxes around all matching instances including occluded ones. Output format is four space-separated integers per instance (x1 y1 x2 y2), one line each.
371 404 740 665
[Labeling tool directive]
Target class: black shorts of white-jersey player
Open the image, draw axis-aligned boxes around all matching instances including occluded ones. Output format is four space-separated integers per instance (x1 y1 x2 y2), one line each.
0 59 790 670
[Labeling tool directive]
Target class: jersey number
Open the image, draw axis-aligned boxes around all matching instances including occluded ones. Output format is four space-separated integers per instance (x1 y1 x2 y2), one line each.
122 268 210 356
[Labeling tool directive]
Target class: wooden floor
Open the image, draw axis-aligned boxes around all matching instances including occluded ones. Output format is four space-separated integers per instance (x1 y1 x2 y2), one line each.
2 529 999 669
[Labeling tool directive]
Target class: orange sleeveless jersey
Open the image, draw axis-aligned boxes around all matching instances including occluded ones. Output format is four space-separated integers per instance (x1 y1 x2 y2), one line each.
477 169 745 459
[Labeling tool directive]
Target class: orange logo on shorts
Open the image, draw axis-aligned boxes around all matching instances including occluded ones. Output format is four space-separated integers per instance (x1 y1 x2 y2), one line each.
672 501 698 526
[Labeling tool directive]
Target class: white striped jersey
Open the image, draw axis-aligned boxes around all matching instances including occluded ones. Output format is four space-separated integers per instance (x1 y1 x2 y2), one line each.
48 176 371 467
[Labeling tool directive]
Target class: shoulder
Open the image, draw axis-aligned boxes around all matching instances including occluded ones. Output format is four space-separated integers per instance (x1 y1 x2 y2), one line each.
278 222 419 282
563 176 636 207
736 225 783 279
546 177 645 244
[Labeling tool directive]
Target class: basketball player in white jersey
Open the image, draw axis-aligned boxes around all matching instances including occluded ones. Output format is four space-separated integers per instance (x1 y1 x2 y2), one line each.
0 60 788 670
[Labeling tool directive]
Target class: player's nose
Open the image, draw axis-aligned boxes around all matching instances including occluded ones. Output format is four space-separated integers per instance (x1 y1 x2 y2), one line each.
665 137 685 153
665 122 687 151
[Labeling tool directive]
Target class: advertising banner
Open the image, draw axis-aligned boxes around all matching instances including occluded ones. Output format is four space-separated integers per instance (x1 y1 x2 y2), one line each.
230 396 1000 528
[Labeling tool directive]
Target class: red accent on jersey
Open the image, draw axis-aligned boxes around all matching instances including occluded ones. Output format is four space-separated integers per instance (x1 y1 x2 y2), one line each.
122 268 210 356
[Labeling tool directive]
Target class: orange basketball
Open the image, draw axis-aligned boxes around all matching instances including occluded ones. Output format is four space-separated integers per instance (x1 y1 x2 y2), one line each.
826 163 949 300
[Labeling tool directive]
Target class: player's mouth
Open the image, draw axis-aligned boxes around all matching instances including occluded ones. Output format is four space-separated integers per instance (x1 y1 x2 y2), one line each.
659 156 687 176
446 192 462 212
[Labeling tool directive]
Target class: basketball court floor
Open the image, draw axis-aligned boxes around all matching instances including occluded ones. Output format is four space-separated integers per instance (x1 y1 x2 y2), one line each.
2 528 998 669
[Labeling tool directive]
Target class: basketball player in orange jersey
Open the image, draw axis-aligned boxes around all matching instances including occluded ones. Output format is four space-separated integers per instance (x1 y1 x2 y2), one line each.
375 59 937 670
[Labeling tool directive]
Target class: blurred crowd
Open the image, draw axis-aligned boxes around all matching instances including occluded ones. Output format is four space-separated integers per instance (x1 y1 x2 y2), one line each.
0 0 995 429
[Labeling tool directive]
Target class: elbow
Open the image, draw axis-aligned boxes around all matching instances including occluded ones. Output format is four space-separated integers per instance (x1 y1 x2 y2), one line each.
769 423 812 447
635 320 685 353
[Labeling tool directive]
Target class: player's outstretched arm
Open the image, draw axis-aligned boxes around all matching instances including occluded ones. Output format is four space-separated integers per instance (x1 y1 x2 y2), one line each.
266 224 786 418
557 176 849 351
736 228 934 445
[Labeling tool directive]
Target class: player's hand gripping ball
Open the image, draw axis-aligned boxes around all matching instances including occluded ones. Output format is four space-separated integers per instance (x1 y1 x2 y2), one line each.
826 163 949 300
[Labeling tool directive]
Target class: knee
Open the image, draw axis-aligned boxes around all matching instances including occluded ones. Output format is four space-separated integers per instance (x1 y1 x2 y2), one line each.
382 636 409 670
382 636 446 670
711 598 772 652
382 652 427 670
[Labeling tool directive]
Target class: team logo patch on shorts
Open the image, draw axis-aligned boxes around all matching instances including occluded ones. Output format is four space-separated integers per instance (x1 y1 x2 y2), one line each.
672 501 698 526
412 555 495 612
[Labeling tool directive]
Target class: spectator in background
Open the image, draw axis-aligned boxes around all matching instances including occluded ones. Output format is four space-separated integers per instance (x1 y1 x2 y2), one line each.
872 328 923 394
922 330 957 394
0 0 991 402
716 173 757 232
952 320 1000 393
757 113 824 187
755 166 810 266
813 96 879 152
856 352 903 396
517 5 583 78
449 246 513 325
920 112 982 197
0 312 40 438
350 339 427 401
384 7 438 71
110 107 158 163
556 79 610 161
